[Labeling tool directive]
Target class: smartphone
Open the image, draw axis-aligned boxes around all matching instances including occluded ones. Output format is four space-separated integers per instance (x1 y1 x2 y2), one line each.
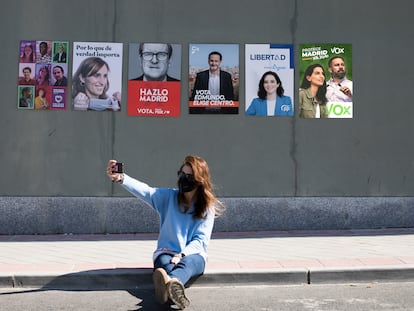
112 162 124 174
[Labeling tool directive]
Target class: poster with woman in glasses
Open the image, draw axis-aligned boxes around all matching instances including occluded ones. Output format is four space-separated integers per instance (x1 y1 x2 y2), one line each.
127 42 181 117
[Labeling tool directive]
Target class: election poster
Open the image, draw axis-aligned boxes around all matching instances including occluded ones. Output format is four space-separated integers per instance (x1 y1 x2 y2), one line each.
127 43 181 117
245 44 294 117
72 42 123 111
17 40 69 110
189 44 239 114
299 44 353 118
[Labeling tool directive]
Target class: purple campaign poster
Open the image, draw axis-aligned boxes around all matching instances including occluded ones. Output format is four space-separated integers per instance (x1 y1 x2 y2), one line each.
17 40 69 110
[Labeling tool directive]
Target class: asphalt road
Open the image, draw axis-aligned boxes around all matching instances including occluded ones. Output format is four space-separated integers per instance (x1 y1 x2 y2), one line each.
1 281 414 310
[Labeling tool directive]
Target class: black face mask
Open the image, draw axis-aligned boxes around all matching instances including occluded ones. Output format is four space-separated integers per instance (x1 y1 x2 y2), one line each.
178 173 197 193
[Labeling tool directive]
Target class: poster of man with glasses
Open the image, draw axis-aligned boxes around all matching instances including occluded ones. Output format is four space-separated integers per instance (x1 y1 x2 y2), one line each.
128 42 181 117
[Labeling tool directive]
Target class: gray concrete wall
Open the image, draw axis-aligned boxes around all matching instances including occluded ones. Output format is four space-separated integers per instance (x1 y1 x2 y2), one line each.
1 197 413 235
1 1 414 233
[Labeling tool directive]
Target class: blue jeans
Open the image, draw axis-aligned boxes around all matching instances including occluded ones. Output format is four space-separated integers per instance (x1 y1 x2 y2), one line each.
154 253 205 285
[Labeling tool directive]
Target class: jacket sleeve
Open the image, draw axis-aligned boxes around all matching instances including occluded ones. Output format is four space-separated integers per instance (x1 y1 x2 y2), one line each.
298 89 307 118
222 71 234 100
190 72 203 100
246 98 257 115
120 174 163 211
285 96 294 116
182 209 215 256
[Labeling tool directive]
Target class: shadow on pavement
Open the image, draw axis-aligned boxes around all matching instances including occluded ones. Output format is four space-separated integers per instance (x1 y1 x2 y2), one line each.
0 268 190 310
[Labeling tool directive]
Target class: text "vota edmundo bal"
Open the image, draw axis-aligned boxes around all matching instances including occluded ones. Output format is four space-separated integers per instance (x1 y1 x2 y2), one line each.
249 54 286 61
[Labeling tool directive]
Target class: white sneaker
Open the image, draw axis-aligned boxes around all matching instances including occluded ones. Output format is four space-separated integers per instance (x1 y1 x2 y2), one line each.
167 278 190 309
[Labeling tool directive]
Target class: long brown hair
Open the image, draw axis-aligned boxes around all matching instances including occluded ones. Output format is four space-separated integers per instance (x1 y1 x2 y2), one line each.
300 63 327 104
177 155 223 219
72 57 110 99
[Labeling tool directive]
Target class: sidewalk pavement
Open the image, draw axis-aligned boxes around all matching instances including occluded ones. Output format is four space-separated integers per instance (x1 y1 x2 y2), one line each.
1 228 414 290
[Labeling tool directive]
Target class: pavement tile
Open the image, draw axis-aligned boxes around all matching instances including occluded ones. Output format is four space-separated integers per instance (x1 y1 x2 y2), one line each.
278 259 324 268
206 261 241 269
1 229 414 288
359 257 406 266
114 262 152 269
318 258 363 267
0 264 74 273
238 261 282 269
398 256 414 264
72 263 117 272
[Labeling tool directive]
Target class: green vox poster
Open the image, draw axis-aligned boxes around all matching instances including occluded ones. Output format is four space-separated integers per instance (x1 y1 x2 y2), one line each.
299 44 353 119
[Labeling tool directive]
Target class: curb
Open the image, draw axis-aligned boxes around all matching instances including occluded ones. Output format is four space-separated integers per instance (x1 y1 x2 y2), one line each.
309 266 414 284
0 269 153 290
2 266 414 290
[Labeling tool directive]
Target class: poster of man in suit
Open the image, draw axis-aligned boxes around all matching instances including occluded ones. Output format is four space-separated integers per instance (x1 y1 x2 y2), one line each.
189 44 239 114
127 43 181 117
